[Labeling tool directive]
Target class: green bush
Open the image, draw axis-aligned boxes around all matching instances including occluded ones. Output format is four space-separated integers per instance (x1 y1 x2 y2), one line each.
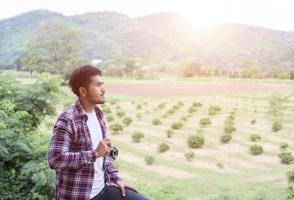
220 134 232 144
116 110 125 118
132 131 144 143
157 103 165 109
199 117 211 128
158 143 170 153
145 156 155 165
224 118 235 126
185 151 195 161
287 169 294 184
109 123 123 134
152 118 162 126
0 72 60 199
122 116 133 126
250 144 263 155
251 119 256 125
166 130 174 138
208 105 222 116
188 106 197 113
187 135 205 148
250 134 261 142
192 102 202 108
136 104 142 110
171 122 183 129
136 113 142 119
272 122 282 132
280 142 289 151
279 152 294 164
102 106 111 113
106 115 114 122
224 125 236 134
181 116 188 122
216 162 224 169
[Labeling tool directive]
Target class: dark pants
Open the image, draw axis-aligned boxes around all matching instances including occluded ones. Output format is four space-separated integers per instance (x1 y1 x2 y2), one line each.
90 185 149 200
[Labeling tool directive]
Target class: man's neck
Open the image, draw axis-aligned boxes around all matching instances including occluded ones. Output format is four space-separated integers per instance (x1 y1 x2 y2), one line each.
79 98 95 113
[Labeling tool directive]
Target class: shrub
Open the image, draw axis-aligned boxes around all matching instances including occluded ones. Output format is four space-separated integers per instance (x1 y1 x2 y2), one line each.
106 115 114 122
157 103 165 109
220 134 232 144
279 152 294 164
250 134 261 142
250 144 263 155
181 116 188 122
187 135 205 148
197 128 203 133
132 131 144 143
102 106 111 113
136 113 142 119
145 156 155 165
171 122 183 129
287 169 294 184
152 118 162 126
280 142 289 151
251 119 256 125
272 122 282 132
136 104 142 110
192 102 202 107
185 151 195 161
208 105 221 116
224 125 236 134
224 118 235 126
199 117 211 128
216 162 224 169
116 110 125 118
158 143 170 153
166 130 174 138
109 123 123 134
188 107 197 113
122 116 133 126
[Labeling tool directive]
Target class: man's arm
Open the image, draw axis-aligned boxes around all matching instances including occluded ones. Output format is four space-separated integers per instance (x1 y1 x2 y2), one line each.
47 117 96 170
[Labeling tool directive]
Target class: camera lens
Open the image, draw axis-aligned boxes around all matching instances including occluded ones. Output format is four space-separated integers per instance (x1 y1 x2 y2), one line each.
110 146 119 160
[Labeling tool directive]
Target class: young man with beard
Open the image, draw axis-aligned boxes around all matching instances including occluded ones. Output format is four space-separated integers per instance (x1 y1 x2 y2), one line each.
48 65 149 200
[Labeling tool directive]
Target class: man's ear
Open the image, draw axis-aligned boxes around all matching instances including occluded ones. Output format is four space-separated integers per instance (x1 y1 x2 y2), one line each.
79 87 87 97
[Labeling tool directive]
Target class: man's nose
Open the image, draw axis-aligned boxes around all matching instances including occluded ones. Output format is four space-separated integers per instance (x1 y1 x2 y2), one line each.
101 85 106 93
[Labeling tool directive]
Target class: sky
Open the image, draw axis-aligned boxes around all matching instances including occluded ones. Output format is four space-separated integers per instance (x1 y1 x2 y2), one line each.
1 0 294 31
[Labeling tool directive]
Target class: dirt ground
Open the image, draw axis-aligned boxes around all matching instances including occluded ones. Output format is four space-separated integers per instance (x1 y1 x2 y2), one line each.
105 82 294 97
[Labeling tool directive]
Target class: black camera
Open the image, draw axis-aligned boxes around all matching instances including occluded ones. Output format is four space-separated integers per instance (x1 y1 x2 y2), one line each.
109 146 119 160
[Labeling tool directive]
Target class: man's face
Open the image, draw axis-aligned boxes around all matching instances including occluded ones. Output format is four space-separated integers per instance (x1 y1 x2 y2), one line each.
84 75 106 104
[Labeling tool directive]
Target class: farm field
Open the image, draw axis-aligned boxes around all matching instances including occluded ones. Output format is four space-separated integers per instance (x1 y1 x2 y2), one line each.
41 80 294 200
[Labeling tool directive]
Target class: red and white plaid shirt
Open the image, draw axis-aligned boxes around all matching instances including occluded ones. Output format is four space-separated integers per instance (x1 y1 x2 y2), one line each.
48 99 121 200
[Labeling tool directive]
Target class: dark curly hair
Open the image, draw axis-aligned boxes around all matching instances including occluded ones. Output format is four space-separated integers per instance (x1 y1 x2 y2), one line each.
68 65 102 97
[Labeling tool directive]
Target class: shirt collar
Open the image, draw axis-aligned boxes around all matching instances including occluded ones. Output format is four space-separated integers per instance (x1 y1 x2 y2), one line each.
75 99 103 120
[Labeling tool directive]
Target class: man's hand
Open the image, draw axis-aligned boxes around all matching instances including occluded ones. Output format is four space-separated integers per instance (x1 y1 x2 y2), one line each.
95 138 112 158
116 180 137 197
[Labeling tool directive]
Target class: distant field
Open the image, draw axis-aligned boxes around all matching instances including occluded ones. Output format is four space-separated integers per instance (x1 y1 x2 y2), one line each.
39 79 294 200
105 81 294 97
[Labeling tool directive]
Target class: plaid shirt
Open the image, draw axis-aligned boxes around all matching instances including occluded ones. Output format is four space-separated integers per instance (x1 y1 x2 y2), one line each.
48 99 121 200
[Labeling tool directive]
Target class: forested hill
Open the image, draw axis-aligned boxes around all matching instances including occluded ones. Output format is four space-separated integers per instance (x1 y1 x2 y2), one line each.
1 9 294 69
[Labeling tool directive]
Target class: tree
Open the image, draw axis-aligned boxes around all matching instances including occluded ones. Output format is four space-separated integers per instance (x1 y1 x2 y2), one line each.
0 71 61 199
183 62 202 77
20 19 88 79
125 58 136 77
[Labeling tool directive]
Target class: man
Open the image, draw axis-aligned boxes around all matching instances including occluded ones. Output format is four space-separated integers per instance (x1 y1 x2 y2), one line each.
48 65 149 200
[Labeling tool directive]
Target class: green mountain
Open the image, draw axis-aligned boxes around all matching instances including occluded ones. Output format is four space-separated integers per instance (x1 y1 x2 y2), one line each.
1 9 294 69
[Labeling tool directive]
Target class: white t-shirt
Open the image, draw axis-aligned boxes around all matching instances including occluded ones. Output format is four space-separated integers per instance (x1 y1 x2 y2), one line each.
86 111 105 199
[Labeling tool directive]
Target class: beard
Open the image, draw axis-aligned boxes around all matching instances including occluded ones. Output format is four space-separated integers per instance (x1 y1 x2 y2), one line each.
89 96 105 105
